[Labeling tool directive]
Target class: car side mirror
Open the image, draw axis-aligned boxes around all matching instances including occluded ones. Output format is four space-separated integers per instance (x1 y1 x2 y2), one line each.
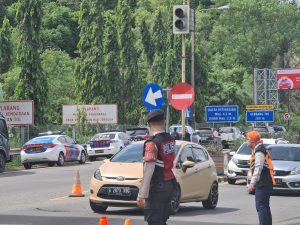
182 160 195 172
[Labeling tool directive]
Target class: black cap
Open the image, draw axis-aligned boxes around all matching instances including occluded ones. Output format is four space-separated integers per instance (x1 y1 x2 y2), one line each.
147 109 165 122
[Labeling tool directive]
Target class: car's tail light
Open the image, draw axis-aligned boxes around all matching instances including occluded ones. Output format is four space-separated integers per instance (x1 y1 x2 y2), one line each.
44 143 57 148
143 134 150 139
21 146 27 151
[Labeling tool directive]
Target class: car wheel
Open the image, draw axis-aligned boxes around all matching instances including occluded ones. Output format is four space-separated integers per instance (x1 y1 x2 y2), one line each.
0 153 6 173
57 152 65 167
170 184 181 214
79 151 86 164
202 182 218 209
89 156 96 161
23 163 32 170
48 162 55 167
90 200 108 213
227 178 236 185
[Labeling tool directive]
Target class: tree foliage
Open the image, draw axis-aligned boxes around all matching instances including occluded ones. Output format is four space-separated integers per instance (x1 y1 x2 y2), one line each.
15 0 47 125
0 17 12 76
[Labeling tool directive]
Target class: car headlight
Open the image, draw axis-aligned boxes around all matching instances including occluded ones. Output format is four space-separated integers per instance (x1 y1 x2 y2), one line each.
231 158 238 164
94 169 103 180
291 167 300 175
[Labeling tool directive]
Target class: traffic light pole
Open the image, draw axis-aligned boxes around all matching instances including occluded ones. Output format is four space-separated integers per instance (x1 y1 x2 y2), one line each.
181 0 188 140
181 33 186 140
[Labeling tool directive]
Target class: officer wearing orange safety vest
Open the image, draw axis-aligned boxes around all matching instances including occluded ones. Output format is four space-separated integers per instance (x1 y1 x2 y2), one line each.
247 131 275 225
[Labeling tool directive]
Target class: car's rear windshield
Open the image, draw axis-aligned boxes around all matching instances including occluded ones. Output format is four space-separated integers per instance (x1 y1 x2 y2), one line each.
26 136 56 144
268 146 300 161
197 129 212 134
237 142 271 155
91 133 115 140
126 129 148 136
253 127 268 132
111 143 180 163
219 127 233 133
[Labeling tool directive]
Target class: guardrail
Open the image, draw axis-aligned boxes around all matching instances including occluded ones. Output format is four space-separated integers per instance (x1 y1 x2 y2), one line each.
10 148 21 156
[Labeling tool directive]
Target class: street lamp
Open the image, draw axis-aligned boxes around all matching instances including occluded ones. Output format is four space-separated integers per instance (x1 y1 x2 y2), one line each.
190 4 229 129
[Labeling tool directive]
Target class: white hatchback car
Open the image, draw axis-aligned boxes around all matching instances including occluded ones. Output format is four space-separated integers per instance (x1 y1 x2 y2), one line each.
227 138 288 184
21 132 86 169
87 132 131 161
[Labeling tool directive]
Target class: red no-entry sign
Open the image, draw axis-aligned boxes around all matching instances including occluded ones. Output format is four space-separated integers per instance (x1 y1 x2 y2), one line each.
169 83 195 110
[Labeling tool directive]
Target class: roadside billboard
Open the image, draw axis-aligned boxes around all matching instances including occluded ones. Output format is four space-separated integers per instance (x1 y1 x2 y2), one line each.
0 100 34 125
62 104 118 125
277 69 300 90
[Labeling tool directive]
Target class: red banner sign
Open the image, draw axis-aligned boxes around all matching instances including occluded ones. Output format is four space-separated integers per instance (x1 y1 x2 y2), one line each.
277 69 300 90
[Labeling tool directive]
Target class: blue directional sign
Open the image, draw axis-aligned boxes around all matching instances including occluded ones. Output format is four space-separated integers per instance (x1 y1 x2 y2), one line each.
246 110 274 123
142 83 164 110
205 106 239 123
185 107 192 119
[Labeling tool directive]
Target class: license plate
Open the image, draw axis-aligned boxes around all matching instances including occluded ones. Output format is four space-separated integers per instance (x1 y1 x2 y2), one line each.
275 179 282 185
107 187 131 196
200 137 208 140
30 147 40 151
95 150 104 153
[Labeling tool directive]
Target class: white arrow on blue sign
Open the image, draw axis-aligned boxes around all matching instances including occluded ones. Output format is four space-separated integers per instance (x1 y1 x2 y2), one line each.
142 83 164 110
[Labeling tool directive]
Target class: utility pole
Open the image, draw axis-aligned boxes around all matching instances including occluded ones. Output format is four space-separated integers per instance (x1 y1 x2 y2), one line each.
190 9 195 129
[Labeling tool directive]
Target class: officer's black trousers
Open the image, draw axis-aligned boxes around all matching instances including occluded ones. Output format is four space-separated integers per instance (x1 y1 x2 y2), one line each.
255 185 273 225
144 180 174 225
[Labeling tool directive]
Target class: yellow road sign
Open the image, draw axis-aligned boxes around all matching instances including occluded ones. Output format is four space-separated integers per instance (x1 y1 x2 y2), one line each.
246 105 275 110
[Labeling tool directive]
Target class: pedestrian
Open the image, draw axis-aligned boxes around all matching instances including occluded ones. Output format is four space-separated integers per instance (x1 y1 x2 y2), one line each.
171 127 180 140
137 109 176 225
184 130 191 142
246 131 275 225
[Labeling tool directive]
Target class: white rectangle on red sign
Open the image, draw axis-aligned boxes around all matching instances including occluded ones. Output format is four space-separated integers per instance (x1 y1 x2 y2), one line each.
62 104 118 125
172 94 193 100
0 100 34 125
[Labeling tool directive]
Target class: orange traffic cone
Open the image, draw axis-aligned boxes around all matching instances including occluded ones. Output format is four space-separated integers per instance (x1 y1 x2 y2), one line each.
69 170 85 197
98 216 109 225
124 218 131 225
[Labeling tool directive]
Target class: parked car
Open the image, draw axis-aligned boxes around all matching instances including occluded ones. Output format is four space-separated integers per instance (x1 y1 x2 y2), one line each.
87 132 131 161
125 127 150 141
169 125 200 143
271 125 287 133
89 140 218 214
247 144 300 193
253 126 275 138
218 126 244 148
227 138 288 184
0 113 11 173
20 131 86 169
196 128 215 144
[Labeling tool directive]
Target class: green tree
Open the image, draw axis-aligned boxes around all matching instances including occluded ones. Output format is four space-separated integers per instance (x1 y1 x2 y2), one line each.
75 0 105 104
102 11 120 105
41 49 76 124
15 0 47 125
41 2 79 57
117 0 141 125
0 17 12 76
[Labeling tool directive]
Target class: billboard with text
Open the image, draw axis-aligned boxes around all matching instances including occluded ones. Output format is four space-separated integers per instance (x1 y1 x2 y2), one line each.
62 104 118 125
277 69 300 90
0 100 34 125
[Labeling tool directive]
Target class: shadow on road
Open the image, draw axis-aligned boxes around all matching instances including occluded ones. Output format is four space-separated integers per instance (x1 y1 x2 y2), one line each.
0 170 35 177
174 206 240 216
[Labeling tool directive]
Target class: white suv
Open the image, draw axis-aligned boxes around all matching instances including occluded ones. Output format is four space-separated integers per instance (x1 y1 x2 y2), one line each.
227 138 288 184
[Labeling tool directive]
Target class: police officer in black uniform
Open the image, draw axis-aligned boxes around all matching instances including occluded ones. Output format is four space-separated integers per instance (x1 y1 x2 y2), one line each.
137 109 176 225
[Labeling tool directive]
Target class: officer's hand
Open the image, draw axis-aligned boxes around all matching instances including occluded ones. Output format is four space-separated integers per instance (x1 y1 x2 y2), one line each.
136 197 145 208
247 183 255 193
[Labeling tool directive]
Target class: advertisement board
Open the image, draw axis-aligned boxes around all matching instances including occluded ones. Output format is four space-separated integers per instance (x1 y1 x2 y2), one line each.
277 69 300 90
62 104 118 125
205 106 239 123
0 100 34 125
